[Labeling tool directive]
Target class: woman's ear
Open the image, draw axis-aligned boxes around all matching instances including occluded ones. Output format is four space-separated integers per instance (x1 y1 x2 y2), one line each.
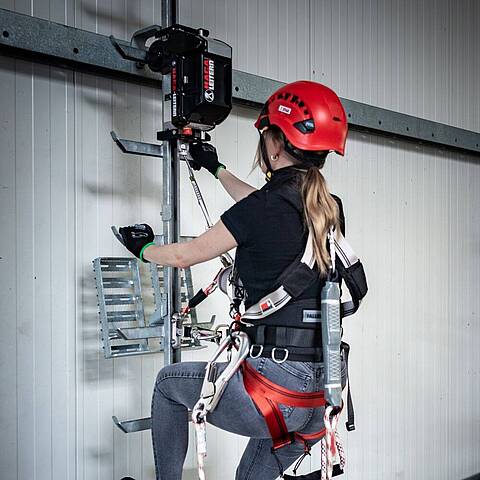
264 134 282 158
273 138 284 157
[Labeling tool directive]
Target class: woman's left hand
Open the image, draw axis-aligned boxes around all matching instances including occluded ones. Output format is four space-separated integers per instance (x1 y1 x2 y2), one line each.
118 223 155 262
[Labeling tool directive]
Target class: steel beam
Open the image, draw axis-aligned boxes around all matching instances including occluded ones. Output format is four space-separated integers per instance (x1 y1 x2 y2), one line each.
0 7 479 157
0 7 158 86
233 70 480 156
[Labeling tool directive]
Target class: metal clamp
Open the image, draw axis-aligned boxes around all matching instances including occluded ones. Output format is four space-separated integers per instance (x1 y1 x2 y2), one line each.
271 347 289 364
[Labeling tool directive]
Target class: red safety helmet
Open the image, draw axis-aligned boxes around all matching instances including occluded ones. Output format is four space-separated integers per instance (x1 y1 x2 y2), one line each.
254 81 348 156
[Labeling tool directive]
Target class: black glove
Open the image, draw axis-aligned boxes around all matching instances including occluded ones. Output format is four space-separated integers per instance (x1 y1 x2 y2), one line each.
118 223 155 262
189 142 225 178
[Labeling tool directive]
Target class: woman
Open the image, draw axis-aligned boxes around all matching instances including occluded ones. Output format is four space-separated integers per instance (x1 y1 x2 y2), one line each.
119 81 349 480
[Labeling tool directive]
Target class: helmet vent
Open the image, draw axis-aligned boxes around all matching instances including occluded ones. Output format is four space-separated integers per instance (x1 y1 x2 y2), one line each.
293 119 315 134
333 116 341 122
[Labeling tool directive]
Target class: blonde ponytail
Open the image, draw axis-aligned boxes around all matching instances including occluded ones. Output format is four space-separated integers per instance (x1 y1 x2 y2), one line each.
301 168 340 276
253 126 340 275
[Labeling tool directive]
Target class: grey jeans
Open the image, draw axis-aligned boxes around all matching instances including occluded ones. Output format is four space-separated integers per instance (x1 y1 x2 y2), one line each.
151 356 346 480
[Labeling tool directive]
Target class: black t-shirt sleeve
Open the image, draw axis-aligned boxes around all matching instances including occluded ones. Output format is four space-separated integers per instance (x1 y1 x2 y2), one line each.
220 191 263 246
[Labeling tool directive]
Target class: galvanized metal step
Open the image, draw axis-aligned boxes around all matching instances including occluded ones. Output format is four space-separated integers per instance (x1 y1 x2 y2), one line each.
93 235 213 360
93 256 151 358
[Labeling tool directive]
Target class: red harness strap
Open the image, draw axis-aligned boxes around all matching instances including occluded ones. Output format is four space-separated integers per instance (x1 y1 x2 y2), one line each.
242 361 326 450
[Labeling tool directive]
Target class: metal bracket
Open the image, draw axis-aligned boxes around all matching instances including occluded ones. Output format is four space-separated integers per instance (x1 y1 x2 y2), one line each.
110 131 164 158
109 25 162 66
112 416 152 433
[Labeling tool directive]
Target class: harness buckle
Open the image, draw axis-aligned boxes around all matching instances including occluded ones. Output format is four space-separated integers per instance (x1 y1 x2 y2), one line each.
271 347 289 364
249 344 264 358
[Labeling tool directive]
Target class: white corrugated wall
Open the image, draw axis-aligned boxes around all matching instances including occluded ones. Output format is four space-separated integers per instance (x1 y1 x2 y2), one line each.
0 1 479 479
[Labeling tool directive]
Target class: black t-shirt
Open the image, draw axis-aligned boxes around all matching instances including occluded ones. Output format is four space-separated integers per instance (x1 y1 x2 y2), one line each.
221 166 345 309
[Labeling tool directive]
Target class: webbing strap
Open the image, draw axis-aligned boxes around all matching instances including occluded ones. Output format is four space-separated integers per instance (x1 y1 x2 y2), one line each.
243 324 324 360
242 362 326 450
241 231 365 321
341 342 355 431
249 325 323 348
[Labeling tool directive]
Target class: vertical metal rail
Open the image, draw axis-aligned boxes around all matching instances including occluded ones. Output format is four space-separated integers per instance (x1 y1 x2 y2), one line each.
161 0 181 365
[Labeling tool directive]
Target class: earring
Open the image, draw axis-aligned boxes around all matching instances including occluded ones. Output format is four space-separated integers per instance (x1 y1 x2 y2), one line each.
270 154 279 161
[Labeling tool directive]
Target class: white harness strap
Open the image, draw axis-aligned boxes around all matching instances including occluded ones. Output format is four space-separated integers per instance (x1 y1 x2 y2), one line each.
241 231 360 321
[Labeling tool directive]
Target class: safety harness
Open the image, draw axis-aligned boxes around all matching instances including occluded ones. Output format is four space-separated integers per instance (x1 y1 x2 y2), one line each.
181 145 368 479
192 228 367 479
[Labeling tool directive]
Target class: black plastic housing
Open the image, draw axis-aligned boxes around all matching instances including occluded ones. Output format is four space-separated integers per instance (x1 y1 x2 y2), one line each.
147 24 232 130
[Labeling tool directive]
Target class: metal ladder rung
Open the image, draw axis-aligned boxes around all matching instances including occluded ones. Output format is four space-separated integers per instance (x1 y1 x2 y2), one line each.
116 326 164 340
104 294 138 305
102 278 134 288
106 311 139 322
108 330 123 340
110 344 149 354
99 258 136 271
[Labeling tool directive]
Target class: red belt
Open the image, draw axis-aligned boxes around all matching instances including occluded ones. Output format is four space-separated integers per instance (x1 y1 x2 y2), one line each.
242 361 326 450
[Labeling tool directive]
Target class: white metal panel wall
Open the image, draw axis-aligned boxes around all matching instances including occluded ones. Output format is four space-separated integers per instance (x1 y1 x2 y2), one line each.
0 1 479 480
181 1 480 479
0 0 165 479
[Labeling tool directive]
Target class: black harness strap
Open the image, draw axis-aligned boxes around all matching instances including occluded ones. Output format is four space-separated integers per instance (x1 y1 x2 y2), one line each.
243 324 324 361
341 341 355 431
337 260 368 317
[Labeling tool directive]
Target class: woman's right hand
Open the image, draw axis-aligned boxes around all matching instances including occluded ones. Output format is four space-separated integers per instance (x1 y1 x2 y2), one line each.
189 142 226 178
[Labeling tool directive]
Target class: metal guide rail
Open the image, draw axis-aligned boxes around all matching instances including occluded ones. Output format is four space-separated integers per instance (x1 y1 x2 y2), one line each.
0 7 479 155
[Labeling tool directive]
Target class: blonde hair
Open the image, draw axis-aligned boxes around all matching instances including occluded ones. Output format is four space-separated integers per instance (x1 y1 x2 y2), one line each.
254 127 340 276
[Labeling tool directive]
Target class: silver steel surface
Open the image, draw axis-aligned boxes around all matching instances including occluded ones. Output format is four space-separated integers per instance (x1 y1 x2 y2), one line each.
232 70 480 155
0 7 158 86
116 326 165 340
112 416 152 433
93 257 149 359
110 131 164 158
161 0 181 366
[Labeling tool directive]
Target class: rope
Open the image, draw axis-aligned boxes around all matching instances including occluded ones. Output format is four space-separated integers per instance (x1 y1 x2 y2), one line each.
319 406 345 480
194 420 207 480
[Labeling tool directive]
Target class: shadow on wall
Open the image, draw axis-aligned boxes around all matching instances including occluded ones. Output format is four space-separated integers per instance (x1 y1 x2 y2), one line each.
83 175 164 204
81 3 144 37
80 273 115 385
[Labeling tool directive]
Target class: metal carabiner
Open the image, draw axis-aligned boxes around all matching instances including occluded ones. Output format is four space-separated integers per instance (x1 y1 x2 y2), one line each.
193 331 251 416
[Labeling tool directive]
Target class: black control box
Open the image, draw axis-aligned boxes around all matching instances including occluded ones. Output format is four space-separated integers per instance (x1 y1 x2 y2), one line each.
147 24 232 131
